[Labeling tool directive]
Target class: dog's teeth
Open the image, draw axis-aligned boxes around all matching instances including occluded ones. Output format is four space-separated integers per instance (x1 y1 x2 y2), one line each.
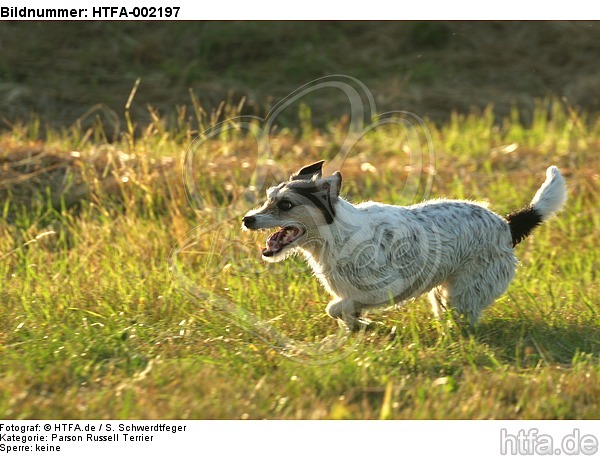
262 227 302 257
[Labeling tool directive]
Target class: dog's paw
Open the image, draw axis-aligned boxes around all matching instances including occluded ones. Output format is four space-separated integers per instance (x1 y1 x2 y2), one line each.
336 316 370 332
326 301 343 319
327 299 368 332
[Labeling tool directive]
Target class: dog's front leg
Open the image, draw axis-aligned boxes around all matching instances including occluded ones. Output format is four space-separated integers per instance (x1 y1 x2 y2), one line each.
326 299 363 331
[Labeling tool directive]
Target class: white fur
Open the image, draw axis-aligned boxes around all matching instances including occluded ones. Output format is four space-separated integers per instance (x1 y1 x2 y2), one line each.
243 165 566 330
530 165 567 220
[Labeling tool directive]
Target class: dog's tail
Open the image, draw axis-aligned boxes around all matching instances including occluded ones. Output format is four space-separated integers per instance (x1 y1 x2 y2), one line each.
506 166 567 247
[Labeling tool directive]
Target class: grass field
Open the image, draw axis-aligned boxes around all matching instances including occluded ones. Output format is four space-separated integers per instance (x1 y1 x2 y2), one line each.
0 98 598 419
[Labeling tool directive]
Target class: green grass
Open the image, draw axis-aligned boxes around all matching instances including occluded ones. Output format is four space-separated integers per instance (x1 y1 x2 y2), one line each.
0 99 598 419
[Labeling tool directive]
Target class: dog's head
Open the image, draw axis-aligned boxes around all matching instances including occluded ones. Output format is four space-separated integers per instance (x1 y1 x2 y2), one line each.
242 161 342 262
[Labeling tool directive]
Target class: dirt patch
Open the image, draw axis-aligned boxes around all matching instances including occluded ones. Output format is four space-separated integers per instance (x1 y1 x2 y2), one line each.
0 141 177 221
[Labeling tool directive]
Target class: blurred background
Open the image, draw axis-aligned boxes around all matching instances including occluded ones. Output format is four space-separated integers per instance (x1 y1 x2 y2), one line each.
1 21 599 133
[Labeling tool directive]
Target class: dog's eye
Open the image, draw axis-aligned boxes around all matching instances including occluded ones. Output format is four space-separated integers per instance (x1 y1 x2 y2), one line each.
277 200 294 211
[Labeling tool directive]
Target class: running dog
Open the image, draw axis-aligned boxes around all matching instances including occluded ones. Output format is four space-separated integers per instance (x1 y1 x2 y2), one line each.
242 161 567 330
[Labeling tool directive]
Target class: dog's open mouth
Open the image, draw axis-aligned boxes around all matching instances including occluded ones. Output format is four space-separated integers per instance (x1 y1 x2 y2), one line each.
262 226 305 257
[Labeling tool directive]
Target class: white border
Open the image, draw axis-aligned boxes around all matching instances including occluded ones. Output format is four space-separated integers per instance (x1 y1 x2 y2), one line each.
0 420 598 456
1 0 598 20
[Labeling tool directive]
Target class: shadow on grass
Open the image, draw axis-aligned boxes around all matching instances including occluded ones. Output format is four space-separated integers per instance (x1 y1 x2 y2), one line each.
475 317 599 366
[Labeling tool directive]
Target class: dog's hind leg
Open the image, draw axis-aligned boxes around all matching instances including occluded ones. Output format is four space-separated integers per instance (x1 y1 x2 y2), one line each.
444 253 516 324
326 299 363 331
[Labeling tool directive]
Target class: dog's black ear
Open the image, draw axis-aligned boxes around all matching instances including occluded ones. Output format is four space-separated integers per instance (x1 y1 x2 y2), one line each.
290 161 325 181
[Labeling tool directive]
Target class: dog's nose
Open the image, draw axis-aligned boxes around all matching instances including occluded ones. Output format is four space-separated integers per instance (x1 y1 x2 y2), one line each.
243 215 256 228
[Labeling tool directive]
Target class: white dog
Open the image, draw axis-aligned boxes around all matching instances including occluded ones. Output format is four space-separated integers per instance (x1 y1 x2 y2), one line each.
242 161 567 330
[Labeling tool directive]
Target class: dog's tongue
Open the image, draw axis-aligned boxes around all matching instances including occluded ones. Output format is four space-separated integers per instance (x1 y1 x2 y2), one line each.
262 230 285 257
262 227 299 257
